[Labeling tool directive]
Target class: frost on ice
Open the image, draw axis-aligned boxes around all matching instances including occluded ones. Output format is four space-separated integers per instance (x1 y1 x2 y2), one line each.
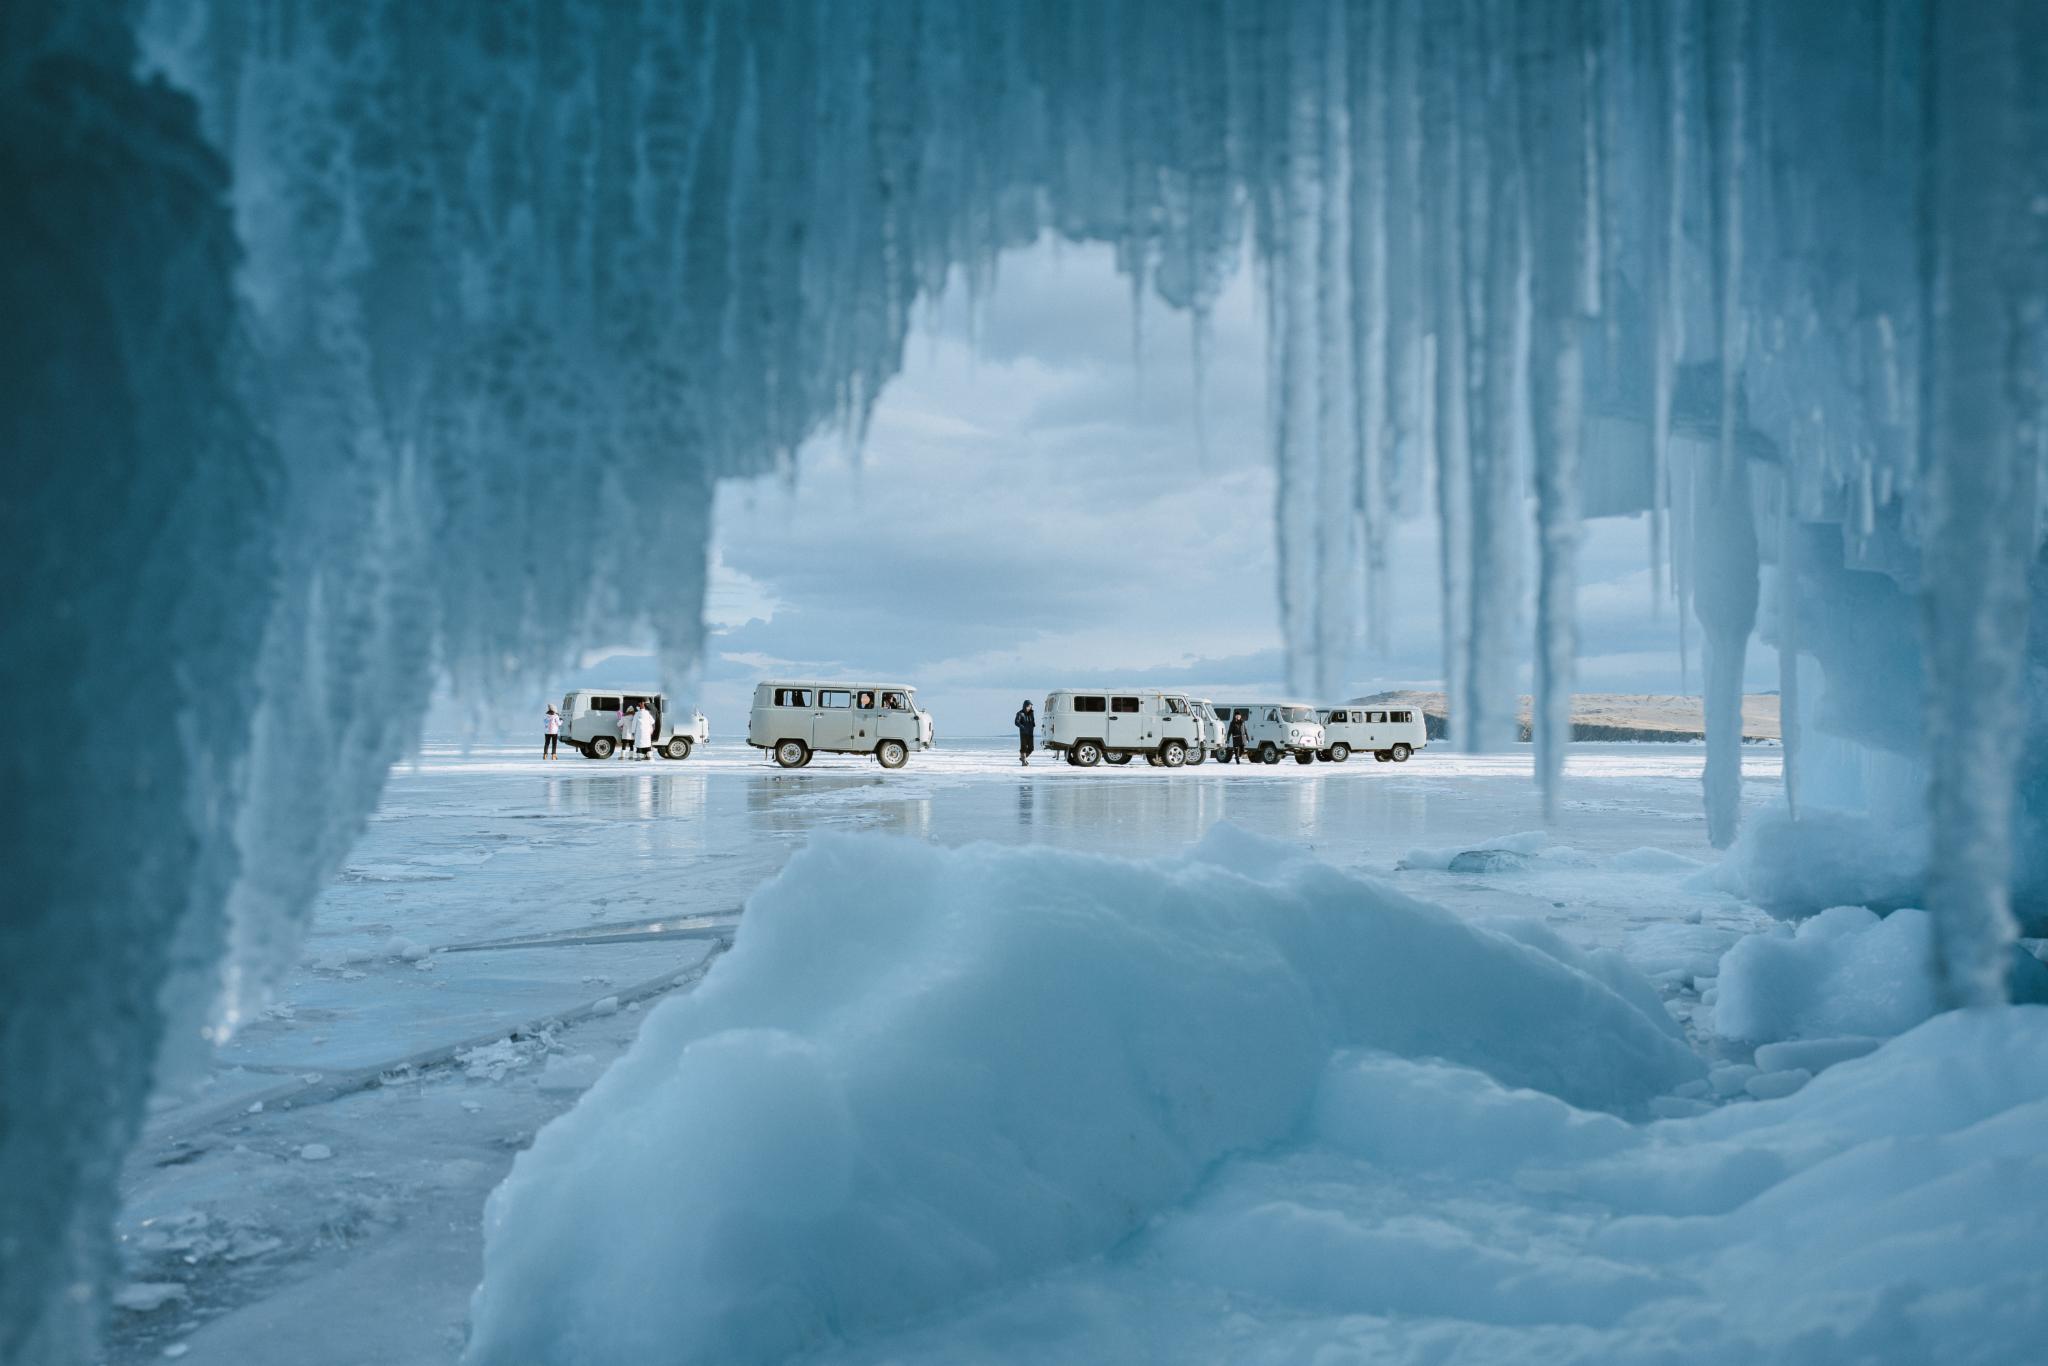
5 0 2048 1359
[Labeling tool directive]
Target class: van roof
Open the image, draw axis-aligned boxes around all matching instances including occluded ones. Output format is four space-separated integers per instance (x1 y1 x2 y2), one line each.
1044 687 1175 697
567 686 664 695
755 680 915 692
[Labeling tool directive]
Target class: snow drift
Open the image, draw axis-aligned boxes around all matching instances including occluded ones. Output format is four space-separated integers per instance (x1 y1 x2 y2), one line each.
465 829 1697 1363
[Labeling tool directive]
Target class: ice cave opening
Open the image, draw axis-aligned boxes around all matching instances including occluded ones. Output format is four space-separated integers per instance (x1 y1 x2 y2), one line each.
4 0 2045 1361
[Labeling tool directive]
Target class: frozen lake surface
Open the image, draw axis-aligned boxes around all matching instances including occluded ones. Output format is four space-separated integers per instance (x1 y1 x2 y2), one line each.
114 740 1783 1363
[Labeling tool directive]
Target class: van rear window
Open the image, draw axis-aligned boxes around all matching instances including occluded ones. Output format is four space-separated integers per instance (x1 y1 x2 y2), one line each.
1392 711 1412 723
1073 696 1107 713
591 696 620 712
1110 696 1140 713
773 688 812 707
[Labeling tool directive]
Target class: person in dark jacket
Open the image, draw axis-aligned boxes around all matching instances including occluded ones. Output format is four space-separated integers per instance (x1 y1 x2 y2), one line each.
1014 700 1035 766
1226 709 1249 764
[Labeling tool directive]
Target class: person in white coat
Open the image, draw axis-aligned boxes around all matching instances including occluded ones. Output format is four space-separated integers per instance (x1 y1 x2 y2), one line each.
633 701 656 759
615 704 634 758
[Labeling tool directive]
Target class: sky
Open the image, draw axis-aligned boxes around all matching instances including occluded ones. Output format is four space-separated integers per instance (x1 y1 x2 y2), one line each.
569 237 1776 738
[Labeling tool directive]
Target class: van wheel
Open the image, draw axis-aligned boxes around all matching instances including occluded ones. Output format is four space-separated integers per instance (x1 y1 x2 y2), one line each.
1294 750 1315 765
1259 742 1279 764
1073 740 1103 767
775 739 809 768
876 740 908 769
1375 751 1391 762
1105 751 1132 765
662 737 692 760
1160 740 1187 767
587 735 615 759
1185 747 1206 766
1328 743 1349 763
1392 743 1412 762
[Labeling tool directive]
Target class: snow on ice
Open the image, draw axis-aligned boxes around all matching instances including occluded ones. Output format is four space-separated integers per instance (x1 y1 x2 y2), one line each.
467 830 2048 1365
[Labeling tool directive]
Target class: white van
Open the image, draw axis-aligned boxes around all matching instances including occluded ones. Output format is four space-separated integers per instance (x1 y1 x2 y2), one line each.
747 682 933 769
1212 702 1327 764
560 689 708 760
1319 705 1428 762
1041 690 1204 767
1181 698 1225 765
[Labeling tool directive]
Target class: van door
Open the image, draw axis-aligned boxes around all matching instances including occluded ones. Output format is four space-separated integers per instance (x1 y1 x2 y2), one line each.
1106 695 1143 752
851 689 883 747
813 689 857 752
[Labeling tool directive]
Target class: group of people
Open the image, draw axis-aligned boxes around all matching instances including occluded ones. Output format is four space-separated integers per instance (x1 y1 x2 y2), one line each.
1011 701 1255 765
540 701 659 759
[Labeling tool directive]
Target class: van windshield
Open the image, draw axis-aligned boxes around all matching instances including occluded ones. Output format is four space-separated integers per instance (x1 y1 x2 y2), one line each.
1281 706 1317 723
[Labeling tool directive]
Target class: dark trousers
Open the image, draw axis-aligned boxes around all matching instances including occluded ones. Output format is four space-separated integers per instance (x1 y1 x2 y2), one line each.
1019 731 1034 756
543 733 559 756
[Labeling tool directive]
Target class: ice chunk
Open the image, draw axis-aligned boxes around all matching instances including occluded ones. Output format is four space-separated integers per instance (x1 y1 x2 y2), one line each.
465 834 1699 1363
111 1284 187 1314
297 1144 332 1162
1743 1069 1811 1101
1712 907 1938 1044
1752 1037 1880 1075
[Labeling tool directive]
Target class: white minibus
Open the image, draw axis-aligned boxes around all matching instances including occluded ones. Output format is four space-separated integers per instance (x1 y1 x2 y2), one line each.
1041 690 1204 768
1211 702 1327 764
746 682 933 768
559 689 708 760
1319 705 1428 762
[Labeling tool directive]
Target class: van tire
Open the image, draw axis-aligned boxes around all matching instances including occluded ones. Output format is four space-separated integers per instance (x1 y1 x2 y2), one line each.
1294 751 1315 765
1185 747 1206 766
1161 740 1187 767
1105 751 1132 765
662 737 693 760
1328 743 1350 763
586 736 616 760
1375 750 1391 762
1073 740 1103 767
775 739 809 768
876 740 908 769
1392 743 1412 762
1259 742 1279 764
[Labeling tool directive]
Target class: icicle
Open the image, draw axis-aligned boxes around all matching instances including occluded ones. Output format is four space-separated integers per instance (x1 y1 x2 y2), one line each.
1919 0 2047 1008
1521 0 1592 818
1271 1 1326 697
1383 0 1428 524
1462 0 1528 755
1777 494 1801 819
1351 0 1391 659
1694 0 1756 849
1314 0 1360 698
1423 3 1474 746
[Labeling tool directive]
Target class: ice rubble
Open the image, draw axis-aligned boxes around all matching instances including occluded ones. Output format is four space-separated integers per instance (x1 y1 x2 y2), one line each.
469 834 2048 1364
8 0 2048 1357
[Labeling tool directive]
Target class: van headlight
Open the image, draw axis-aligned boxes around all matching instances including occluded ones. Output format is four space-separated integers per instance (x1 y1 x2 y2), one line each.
1289 727 1302 740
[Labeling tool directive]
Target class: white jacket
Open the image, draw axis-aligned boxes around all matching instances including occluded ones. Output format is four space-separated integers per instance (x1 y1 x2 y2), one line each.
633 708 655 746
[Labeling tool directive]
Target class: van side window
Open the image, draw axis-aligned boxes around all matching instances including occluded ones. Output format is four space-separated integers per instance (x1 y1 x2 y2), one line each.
773 688 811 708
1111 696 1140 713
819 690 852 709
1165 697 1187 714
591 696 620 712
1392 710 1412 723
1267 709 1279 722
881 692 907 710
1074 696 1107 713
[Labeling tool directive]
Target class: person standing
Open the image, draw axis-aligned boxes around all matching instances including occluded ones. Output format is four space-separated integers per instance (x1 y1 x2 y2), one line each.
1227 708 1248 764
1014 699 1035 766
615 704 634 758
633 700 656 759
543 704 561 759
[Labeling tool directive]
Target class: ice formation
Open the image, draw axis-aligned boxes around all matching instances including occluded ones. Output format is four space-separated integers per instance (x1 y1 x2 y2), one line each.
465 831 1700 1363
468 833 2048 1363
5 0 2048 1358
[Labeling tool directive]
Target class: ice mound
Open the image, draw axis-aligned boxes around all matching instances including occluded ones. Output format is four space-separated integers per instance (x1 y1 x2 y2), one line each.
793 1011 2048 1364
465 830 1697 1363
1722 809 1927 920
